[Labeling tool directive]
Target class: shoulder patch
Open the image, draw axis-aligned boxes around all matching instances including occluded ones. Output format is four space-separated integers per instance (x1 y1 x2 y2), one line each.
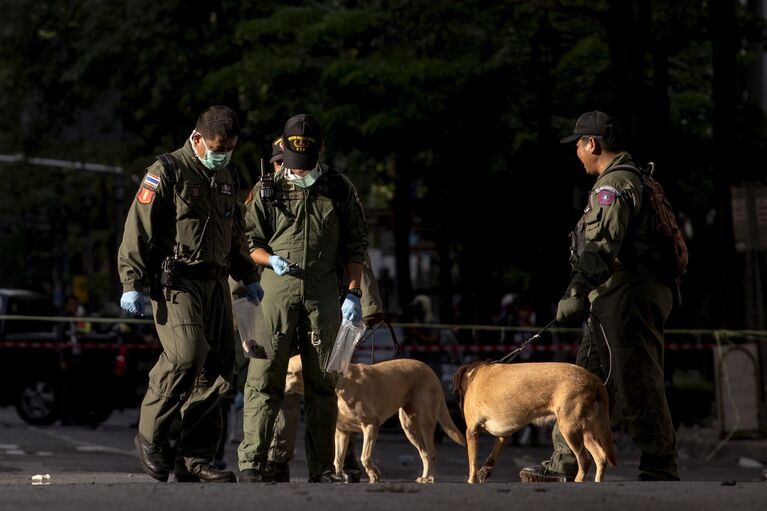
244 189 254 205
595 185 619 206
143 173 160 190
136 187 155 204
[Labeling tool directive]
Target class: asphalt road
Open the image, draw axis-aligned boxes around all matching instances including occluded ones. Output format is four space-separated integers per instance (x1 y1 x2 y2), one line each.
0 407 765 511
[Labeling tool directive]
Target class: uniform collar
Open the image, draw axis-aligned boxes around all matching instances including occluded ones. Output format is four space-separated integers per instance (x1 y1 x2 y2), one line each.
597 152 634 182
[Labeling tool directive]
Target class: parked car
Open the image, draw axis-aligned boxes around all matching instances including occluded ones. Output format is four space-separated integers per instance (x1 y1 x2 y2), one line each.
0 288 160 426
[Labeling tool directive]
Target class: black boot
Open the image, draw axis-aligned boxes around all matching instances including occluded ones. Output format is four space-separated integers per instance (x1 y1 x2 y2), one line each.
518 464 574 483
308 469 345 483
342 436 362 483
266 461 290 483
175 461 236 483
238 467 276 483
134 434 172 482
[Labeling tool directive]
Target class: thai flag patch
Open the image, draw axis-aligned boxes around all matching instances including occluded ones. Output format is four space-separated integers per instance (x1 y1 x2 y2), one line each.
143 173 160 189
595 185 619 206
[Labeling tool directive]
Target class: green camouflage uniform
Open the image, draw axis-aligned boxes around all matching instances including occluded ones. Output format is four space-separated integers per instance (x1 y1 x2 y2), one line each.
118 141 258 471
237 163 368 478
544 152 679 480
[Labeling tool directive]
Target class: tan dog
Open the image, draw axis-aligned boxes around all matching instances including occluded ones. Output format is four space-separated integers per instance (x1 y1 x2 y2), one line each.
285 355 465 483
452 361 617 483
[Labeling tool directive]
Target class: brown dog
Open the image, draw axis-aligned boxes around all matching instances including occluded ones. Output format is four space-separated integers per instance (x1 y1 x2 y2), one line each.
452 361 617 483
285 355 465 483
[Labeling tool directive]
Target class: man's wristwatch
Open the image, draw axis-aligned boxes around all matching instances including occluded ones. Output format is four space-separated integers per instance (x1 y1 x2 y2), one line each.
347 287 362 299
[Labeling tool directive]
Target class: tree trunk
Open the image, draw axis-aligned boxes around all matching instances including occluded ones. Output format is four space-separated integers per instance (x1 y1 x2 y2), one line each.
391 154 414 312
649 5 671 170
710 0 741 327
605 0 650 158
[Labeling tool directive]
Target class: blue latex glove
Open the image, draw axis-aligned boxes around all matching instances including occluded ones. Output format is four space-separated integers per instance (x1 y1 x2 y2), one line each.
246 282 265 303
120 291 145 316
268 255 296 276
341 293 362 323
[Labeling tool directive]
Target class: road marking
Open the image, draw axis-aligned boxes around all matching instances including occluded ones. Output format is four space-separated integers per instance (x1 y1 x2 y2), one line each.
6 450 26 455
0 444 19 449
76 445 121 453
30 427 134 456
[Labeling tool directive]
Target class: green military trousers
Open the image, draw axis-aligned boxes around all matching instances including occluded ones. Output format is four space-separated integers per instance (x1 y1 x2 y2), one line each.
139 276 235 470
238 274 340 478
544 271 679 480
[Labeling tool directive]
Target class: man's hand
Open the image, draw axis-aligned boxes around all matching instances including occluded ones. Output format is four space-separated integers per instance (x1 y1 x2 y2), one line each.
120 291 145 316
556 294 589 323
246 282 264 303
268 255 297 276
341 293 362 323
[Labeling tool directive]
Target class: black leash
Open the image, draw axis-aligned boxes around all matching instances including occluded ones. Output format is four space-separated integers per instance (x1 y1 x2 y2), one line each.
498 319 557 363
356 319 400 364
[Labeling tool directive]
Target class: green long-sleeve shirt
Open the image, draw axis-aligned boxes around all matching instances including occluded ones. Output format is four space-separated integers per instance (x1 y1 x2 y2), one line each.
569 152 655 295
243 164 368 286
118 141 258 293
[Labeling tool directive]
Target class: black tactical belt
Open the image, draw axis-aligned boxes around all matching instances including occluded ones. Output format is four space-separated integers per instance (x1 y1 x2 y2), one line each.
178 263 227 281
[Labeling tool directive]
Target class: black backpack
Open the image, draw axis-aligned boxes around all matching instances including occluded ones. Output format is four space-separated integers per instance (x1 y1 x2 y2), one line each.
614 163 689 285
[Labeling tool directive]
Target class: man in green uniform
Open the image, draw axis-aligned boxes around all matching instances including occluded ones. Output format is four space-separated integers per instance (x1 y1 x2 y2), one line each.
238 114 368 483
519 111 679 482
118 105 263 483
247 134 379 483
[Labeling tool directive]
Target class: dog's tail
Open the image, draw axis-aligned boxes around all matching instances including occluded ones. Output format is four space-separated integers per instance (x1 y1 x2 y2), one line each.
595 385 618 467
438 398 466 446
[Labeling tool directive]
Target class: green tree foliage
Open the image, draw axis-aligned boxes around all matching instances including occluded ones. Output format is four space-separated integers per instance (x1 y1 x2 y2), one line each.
0 0 764 325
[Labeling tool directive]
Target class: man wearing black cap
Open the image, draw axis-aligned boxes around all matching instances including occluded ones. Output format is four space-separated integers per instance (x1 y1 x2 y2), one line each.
237 114 368 483
519 111 679 482
269 135 284 171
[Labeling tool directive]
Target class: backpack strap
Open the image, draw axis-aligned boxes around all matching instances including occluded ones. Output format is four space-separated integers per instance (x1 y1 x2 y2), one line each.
155 153 180 192
608 163 647 179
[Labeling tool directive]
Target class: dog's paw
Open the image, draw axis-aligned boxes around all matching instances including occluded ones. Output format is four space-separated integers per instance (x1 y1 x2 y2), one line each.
416 476 435 484
477 466 493 484
366 469 381 483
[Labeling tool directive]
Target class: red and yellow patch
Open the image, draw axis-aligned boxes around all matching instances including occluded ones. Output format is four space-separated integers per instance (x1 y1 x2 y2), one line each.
136 187 155 204
244 189 254 205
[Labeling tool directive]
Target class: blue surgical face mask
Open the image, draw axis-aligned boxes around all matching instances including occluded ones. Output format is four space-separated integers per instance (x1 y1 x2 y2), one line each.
192 131 232 171
285 165 321 188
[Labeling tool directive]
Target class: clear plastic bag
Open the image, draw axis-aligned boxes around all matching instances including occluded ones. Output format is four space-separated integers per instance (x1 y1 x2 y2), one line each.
231 297 270 358
325 319 366 375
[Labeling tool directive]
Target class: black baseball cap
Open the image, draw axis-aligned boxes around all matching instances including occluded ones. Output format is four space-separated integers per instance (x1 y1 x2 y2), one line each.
269 136 284 164
281 114 322 170
559 111 620 144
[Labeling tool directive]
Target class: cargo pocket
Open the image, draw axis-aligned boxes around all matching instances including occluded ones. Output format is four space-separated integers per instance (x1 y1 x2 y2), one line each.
584 208 603 241
166 291 206 369
269 332 285 358
319 198 340 254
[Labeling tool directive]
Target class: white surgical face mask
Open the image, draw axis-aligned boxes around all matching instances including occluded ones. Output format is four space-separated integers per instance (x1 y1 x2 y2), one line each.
284 165 321 188
191 131 232 171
